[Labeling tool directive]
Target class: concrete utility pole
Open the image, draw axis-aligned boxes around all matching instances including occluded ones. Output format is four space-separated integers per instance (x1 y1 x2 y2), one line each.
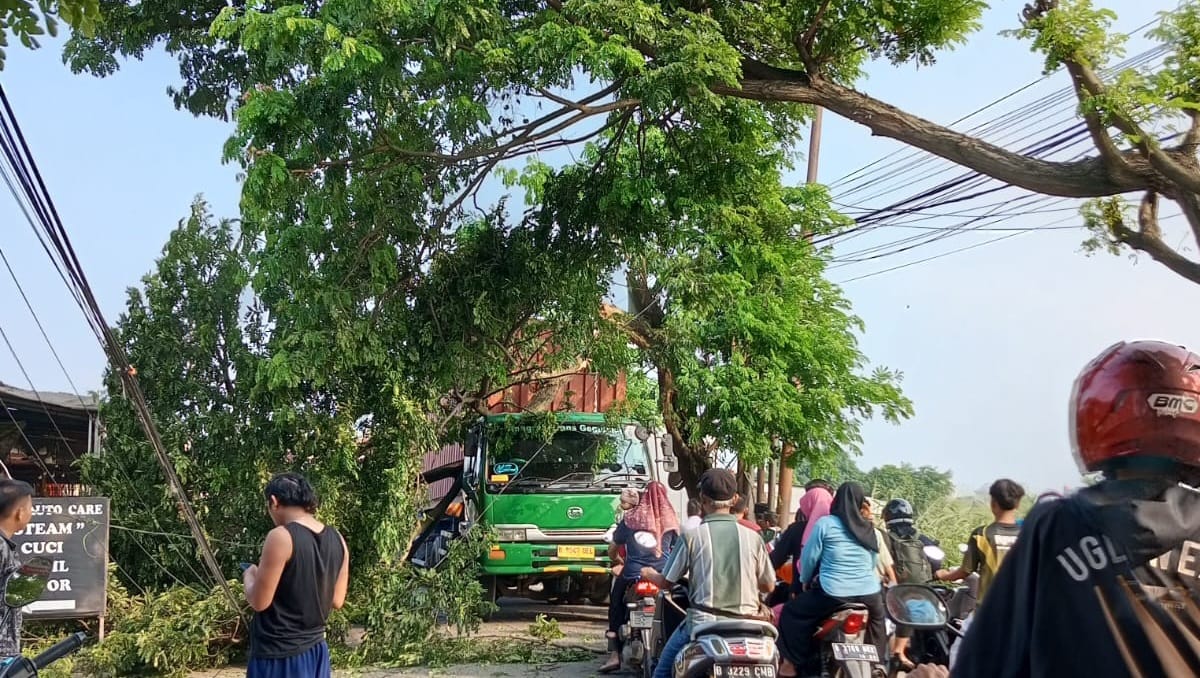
776 109 824 528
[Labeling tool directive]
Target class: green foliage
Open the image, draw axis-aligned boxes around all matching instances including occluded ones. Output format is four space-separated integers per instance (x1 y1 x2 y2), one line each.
913 496 993 568
528 614 565 643
80 581 245 678
1009 0 1125 74
0 0 97 68
355 529 494 663
793 457 955 516
858 463 956 516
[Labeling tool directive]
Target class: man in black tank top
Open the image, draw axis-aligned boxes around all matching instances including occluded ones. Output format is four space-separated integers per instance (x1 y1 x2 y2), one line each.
243 473 349 678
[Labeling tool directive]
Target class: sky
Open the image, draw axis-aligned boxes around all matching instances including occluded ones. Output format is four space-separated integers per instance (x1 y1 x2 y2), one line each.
0 1 1196 496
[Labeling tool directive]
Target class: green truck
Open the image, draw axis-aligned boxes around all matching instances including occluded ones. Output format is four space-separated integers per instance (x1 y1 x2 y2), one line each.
413 409 682 607
470 413 680 605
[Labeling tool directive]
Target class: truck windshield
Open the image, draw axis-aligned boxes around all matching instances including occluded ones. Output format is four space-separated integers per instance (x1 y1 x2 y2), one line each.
487 425 649 493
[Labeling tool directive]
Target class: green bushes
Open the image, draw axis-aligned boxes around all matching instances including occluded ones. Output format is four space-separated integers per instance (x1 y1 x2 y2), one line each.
20 531 496 676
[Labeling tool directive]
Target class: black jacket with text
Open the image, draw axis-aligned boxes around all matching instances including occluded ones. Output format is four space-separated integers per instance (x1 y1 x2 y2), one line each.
953 478 1200 677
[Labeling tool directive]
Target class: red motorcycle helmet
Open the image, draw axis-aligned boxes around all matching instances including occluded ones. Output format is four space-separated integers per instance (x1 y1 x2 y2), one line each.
1071 340 1200 473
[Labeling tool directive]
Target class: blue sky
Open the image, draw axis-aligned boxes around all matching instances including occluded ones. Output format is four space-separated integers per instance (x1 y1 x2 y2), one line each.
0 1 1195 494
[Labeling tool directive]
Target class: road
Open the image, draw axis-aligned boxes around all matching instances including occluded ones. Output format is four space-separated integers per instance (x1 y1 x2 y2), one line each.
193 597 614 678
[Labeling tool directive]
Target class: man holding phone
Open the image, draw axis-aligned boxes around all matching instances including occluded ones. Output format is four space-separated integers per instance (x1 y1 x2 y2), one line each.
243 473 348 678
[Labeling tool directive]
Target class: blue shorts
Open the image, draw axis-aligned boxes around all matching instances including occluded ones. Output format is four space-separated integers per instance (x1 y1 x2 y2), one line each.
247 641 331 678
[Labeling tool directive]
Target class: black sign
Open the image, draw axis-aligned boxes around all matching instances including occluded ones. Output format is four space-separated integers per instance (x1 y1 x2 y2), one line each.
11 497 109 619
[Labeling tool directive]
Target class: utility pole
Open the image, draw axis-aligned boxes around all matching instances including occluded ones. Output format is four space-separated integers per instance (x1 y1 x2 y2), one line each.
777 108 824 529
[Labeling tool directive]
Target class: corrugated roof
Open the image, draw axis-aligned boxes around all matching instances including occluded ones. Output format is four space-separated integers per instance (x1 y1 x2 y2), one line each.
0 382 97 414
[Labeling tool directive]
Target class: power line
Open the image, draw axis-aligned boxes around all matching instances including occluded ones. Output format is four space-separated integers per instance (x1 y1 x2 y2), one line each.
818 39 1172 261
836 231 1029 284
0 83 240 610
0 246 91 409
828 14 1167 197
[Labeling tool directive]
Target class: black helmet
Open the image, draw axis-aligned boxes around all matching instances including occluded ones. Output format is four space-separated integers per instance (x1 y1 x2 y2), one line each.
883 498 915 525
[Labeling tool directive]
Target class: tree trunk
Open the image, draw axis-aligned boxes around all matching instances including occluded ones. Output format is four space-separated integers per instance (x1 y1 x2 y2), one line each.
777 443 796 529
674 443 711 500
767 461 777 519
715 62 1161 199
756 465 767 504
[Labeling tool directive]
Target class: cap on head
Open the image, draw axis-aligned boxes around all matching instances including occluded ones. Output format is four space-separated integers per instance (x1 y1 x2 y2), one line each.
1071 340 1200 474
698 468 737 502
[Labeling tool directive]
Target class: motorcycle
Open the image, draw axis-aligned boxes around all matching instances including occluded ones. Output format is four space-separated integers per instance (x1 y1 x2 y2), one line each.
0 556 89 677
647 582 780 678
621 577 660 677
884 583 959 675
810 602 879 678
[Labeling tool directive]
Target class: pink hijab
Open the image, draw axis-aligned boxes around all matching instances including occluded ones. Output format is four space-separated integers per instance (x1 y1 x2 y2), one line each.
799 487 834 545
624 481 681 556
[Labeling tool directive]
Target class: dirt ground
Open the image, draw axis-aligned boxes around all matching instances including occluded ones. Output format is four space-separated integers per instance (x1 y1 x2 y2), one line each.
193 598 618 678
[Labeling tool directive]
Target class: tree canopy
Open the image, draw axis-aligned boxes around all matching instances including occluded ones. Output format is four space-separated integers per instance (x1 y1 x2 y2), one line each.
0 0 97 68
63 0 923 493
62 0 1200 287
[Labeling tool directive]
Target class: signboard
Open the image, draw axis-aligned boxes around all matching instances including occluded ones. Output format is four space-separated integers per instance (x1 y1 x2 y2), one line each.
11 497 108 619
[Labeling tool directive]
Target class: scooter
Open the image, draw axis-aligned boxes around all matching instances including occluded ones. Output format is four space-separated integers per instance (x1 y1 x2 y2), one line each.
621 577 660 677
0 556 89 677
648 582 780 678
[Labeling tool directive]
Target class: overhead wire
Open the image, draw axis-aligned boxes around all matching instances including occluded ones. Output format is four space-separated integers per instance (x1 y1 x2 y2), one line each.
827 14 1166 200
0 308 210 588
817 33 1172 261
815 37 1176 275
0 83 239 609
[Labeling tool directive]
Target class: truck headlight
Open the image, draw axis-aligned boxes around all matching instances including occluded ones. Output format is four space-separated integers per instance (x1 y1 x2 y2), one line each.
497 528 527 541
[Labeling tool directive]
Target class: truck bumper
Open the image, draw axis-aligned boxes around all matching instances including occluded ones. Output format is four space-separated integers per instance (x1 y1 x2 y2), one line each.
483 542 612 576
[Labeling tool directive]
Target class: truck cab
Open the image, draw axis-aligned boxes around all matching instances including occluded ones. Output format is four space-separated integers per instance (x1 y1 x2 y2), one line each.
465 413 679 605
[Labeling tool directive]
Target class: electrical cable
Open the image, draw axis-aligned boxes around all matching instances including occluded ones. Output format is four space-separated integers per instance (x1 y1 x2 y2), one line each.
0 83 239 610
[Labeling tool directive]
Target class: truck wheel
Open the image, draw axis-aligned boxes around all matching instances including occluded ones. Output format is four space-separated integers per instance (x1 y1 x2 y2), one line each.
481 576 499 621
584 574 612 605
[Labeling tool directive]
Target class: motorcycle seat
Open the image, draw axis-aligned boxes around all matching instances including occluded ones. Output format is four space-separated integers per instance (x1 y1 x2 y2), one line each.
691 619 779 640
830 602 869 614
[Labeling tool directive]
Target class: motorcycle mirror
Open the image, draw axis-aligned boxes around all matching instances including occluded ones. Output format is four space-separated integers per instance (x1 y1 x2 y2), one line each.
884 584 949 630
923 545 946 562
4 556 51 609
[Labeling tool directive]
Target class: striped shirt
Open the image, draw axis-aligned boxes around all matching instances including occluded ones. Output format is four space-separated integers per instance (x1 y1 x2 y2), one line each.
663 513 774 624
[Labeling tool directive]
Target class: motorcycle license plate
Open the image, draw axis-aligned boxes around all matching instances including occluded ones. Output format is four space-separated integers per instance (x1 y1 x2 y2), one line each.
831 643 880 663
713 665 776 678
630 610 654 628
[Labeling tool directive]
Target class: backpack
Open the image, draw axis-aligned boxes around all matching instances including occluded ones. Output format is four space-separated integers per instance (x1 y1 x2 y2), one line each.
888 532 933 584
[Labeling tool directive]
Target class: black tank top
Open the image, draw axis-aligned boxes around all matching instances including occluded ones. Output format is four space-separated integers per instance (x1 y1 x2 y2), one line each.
250 522 345 658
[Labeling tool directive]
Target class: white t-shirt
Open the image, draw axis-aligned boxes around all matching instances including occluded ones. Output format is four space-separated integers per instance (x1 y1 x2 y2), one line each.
683 515 702 532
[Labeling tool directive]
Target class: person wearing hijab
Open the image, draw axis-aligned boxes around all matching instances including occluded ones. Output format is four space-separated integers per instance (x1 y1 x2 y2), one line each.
777 482 889 677
600 482 681 673
770 486 834 599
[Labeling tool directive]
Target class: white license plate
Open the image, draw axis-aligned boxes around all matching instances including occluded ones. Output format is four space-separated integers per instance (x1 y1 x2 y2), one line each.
831 643 880 663
713 665 776 678
630 610 653 628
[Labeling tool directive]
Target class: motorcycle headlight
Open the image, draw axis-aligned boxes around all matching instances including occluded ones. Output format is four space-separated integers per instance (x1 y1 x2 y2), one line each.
497 528 527 541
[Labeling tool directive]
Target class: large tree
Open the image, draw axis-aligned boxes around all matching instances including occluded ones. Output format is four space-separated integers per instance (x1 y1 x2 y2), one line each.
63 0 1200 283
66 0 930 491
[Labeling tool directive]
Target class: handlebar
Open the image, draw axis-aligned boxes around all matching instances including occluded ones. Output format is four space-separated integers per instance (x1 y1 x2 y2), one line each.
33 632 87 669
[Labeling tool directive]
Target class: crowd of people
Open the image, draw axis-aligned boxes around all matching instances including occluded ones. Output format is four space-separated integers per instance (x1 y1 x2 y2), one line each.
595 447 1034 676
602 339 1200 678
3 338 1196 678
